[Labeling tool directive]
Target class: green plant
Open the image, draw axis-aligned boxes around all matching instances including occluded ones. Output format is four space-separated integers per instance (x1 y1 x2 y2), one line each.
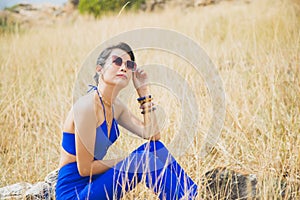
0 15 20 34
78 0 145 18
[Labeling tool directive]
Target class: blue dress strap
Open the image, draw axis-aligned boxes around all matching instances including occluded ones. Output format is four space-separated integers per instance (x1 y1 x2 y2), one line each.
87 84 98 93
87 85 115 120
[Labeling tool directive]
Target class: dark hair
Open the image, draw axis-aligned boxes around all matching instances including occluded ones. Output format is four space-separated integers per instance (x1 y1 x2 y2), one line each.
94 42 135 85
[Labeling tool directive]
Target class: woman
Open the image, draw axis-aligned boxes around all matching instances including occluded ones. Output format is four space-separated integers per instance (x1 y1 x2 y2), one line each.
56 42 198 199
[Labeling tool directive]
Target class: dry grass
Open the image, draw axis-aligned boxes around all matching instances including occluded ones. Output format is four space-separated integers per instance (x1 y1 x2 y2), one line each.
0 0 299 199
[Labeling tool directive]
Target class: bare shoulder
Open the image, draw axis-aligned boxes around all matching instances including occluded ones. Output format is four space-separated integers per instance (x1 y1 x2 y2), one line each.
74 92 95 111
63 92 96 132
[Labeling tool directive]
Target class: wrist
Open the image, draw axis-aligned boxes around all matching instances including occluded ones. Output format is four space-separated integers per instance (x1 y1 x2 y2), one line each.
137 87 150 97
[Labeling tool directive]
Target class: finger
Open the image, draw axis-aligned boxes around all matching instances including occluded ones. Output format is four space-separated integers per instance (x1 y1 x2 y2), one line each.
141 72 148 78
137 68 144 74
138 70 146 76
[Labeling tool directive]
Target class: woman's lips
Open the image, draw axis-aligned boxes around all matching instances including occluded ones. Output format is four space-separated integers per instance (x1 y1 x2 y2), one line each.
116 74 127 79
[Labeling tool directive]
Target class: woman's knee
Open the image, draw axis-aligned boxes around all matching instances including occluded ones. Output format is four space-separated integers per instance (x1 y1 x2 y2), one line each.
150 140 165 148
134 141 164 152
146 140 166 152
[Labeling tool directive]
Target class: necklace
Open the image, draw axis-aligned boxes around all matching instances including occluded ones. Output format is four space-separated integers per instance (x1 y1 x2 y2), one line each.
97 89 112 107
97 89 113 137
104 105 113 138
102 97 112 107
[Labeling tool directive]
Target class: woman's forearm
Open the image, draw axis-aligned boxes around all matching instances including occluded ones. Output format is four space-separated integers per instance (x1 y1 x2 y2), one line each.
138 89 160 139
142 109 160 139
79 157 123 177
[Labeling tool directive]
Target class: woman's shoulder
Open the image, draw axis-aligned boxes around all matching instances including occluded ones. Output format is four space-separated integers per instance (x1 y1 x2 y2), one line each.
63 92 97 132
74 92 95 109
72 92 97 118
71 92 99 129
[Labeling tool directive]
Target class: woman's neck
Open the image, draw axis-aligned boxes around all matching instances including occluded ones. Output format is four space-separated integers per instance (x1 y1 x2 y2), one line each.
97 82 120 105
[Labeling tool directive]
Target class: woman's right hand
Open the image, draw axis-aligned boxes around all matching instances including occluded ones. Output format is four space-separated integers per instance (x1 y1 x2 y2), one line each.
132 68 150 96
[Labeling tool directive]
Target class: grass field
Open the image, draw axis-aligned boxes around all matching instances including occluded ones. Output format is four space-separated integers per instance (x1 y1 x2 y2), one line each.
0 0 299 199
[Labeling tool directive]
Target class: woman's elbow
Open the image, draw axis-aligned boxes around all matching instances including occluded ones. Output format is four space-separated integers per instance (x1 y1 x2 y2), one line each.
77 164 91 177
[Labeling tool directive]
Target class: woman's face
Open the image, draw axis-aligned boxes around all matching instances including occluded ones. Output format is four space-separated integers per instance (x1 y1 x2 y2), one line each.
98 48 135 88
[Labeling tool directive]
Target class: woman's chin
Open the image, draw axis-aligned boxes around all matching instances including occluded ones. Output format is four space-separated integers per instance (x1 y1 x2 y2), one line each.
114 80 130 89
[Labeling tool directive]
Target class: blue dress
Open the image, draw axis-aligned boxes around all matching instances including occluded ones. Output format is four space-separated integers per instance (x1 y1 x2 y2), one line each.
55 87 198 200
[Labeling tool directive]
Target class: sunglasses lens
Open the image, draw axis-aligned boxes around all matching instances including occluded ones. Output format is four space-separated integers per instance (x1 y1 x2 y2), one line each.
112 55 136 71
126 61 136 71
113 57 123 66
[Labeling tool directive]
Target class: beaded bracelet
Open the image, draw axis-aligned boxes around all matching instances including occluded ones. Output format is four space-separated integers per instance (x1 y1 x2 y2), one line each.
137 95 152 105
141 107 157 114
137 95 151 102
139 98 153 105
139 102 155 109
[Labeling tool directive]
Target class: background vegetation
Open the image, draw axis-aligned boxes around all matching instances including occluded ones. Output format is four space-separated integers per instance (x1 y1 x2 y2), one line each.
0 0 299 199
78 0 145 17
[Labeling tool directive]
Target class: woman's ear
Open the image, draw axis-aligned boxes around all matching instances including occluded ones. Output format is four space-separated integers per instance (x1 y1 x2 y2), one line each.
96 65 104 82
96 65 102 73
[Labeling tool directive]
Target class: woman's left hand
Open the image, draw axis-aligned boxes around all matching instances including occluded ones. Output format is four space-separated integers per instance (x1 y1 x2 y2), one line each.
132 68 149 95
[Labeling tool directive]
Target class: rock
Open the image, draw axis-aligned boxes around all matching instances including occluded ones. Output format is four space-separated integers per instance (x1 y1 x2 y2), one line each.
24 169 58 200
194 0 221 6
201 167 258 199
0 169 58 200
25 182 51 200
0 3 78 29
145 0 166 11
68 0 79 7
44 169 59 199
0 182 32 199
44 169 58 187
144 0 227 11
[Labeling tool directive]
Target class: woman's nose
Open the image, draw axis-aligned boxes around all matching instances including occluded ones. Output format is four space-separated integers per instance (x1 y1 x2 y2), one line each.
120 63 127 72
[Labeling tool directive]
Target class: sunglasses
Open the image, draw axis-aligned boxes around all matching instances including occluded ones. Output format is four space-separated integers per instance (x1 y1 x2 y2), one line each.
112 55 137 71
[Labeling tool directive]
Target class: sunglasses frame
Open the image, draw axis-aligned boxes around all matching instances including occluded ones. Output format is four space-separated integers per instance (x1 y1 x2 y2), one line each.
111 55 137 72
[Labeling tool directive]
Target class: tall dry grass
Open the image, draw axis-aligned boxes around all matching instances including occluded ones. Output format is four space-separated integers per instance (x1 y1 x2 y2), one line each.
0 0 299 199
